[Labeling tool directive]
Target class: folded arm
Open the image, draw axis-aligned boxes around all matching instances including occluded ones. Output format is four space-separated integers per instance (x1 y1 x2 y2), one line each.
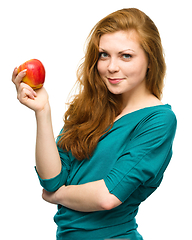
42 179 122 212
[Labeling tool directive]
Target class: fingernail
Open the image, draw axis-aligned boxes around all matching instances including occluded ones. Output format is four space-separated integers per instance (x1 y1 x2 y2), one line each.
19 69 27 75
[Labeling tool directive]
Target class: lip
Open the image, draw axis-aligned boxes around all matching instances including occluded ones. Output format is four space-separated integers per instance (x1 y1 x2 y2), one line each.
107 78 124 84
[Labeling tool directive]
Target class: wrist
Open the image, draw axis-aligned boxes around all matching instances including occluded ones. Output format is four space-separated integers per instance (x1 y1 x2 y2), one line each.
42 189 61 205
35 102 51 119
55 186 66 205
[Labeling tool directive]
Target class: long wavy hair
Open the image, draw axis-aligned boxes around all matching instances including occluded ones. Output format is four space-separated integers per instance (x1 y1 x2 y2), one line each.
58 8 166 160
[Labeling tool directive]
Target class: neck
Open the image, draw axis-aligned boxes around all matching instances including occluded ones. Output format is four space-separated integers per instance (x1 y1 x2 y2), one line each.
114 81 163 122
121 81 151 110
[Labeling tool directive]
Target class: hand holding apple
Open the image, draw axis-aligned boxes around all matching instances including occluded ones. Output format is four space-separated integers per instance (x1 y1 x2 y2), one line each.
17 59 45 89
12 62 49 113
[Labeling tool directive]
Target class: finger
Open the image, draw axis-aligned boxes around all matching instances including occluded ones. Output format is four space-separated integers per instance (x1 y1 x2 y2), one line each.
19 82 37 97
14 69 27 90
17 85 36 102
11 67 18 83
42 189 49 201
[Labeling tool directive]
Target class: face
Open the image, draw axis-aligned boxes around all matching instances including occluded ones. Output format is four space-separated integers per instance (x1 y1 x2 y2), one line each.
97 30 149 99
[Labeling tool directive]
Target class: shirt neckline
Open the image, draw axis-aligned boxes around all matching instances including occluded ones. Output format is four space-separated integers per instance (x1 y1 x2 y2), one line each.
114 104 171 124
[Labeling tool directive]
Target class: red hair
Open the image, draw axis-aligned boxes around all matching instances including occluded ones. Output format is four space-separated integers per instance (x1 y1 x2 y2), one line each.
58 8 166 160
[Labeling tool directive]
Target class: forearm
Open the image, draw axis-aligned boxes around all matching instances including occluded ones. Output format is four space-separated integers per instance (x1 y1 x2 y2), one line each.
53 180 121 212
35 103 61 179
57 180 105 212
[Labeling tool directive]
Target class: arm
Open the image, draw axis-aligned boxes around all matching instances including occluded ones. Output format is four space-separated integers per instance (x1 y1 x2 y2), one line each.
12 68 61 180
35 104 62 179
42 179 122 212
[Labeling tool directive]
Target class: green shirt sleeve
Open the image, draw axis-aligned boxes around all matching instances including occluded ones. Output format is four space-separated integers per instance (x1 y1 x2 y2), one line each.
104 110 177 203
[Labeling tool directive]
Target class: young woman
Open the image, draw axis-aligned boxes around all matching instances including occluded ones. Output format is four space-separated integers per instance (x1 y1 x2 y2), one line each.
12 8 177 240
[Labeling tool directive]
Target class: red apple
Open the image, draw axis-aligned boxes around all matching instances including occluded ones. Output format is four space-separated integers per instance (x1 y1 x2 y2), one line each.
17 59 45 90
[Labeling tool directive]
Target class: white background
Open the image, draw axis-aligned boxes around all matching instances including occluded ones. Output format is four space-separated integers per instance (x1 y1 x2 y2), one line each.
1 0 191 239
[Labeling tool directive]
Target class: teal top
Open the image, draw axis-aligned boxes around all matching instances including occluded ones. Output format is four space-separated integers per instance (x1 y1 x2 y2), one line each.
36 104 177 240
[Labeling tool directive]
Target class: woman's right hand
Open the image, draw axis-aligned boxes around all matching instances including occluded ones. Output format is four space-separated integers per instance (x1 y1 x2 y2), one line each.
12 67 50 114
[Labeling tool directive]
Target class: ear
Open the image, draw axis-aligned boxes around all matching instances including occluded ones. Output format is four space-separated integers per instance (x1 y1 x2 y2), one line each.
146 62 150 74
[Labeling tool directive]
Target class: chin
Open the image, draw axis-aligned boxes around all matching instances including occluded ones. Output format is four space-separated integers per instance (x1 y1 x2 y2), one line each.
108 88 124 95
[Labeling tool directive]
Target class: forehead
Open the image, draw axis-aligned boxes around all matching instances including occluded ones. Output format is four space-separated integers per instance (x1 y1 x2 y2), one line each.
99 30 141 51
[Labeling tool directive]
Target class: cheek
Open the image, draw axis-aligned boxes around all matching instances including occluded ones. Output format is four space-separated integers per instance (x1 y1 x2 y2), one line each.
126 61 148 80
97 61 106 76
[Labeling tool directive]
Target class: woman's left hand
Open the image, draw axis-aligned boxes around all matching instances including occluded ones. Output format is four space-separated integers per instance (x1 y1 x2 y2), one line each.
42 189 60 205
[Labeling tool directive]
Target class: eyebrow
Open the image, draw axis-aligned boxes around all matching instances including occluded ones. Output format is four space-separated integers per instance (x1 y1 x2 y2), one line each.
99 48 135 54
119 49 135 53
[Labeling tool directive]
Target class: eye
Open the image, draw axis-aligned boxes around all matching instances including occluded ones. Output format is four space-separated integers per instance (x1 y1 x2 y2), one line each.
99 52 109 59
122 54 132 60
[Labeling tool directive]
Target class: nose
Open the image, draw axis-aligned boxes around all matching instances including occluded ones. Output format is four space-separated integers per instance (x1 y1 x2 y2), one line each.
108 58 119 73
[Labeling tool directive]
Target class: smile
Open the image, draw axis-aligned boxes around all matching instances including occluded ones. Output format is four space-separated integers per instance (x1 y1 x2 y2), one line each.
107 78 124 84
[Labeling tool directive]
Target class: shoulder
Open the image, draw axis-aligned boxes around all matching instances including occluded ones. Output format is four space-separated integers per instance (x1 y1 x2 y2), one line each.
151 104 177 129
142 104 176 126
127 105 177 149
133 104 177 139
139 95 176 128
